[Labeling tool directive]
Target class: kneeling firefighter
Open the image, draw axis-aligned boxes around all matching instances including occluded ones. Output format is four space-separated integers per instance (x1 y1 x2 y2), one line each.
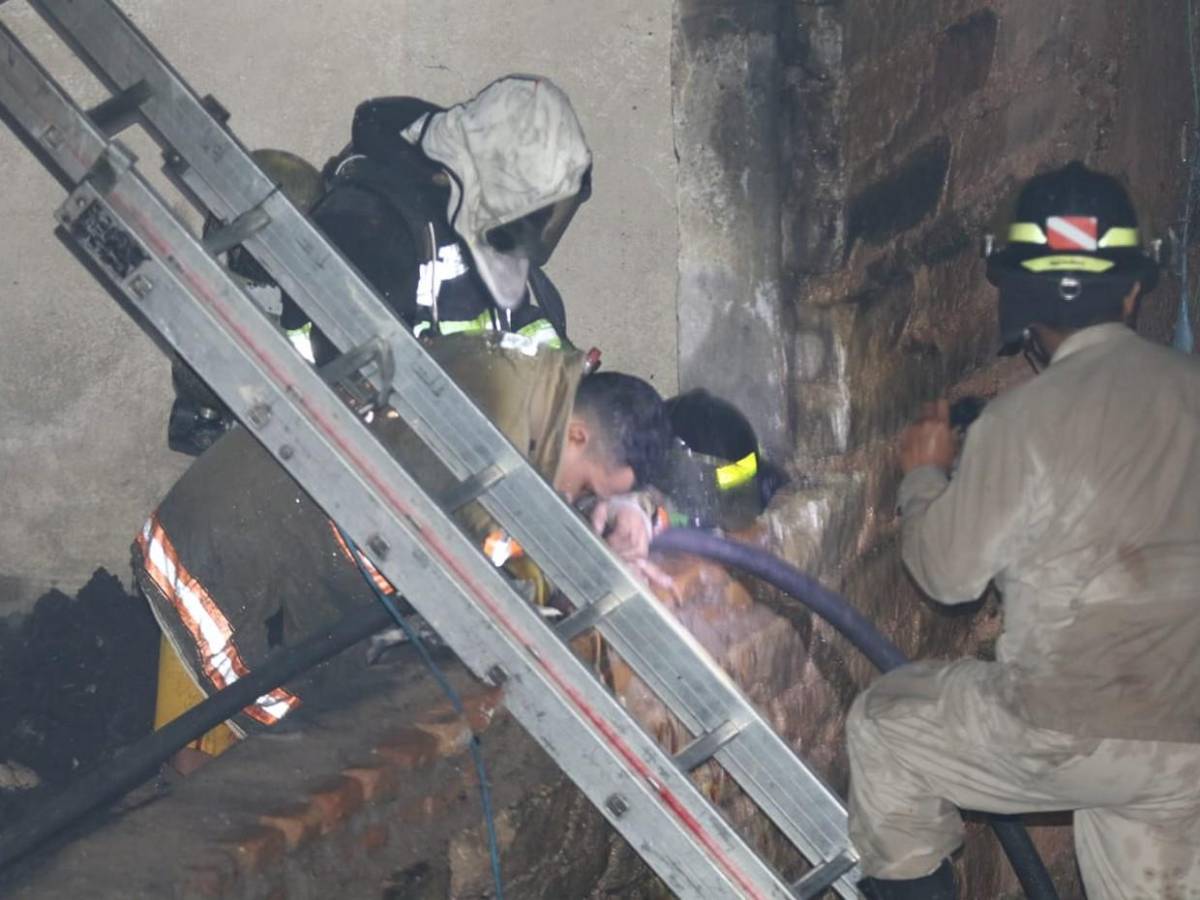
846 161 1200 900
168 75 592 455
142 335 672 765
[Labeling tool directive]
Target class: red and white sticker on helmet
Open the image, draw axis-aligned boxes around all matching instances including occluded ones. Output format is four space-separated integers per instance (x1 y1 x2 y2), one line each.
1046 216 1099 251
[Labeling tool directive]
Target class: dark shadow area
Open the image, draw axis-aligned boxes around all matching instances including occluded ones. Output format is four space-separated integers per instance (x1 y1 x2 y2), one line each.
0 570 159 827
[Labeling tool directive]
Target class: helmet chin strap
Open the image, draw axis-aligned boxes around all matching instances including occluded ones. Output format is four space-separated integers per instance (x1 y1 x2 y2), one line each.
1021 326 1051 373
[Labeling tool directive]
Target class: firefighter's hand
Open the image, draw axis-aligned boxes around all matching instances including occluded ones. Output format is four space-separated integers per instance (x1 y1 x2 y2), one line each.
899 399 958 474
590 497 653 561
590 497 677 595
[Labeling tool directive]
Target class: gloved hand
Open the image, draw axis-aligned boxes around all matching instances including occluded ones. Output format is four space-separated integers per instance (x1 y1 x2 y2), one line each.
589 494 676 596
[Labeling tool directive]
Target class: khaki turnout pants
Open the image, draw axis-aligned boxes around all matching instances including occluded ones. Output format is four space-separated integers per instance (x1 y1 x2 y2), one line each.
847 660 1200 899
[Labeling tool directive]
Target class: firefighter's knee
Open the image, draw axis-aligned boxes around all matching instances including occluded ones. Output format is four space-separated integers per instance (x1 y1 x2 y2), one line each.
846 690 876 751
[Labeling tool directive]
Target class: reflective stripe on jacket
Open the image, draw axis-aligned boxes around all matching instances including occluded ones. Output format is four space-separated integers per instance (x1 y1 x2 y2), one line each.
413 311 563 351
137 515 301 728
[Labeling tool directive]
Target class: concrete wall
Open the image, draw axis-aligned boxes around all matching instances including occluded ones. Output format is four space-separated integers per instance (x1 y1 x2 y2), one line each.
0 0 677 613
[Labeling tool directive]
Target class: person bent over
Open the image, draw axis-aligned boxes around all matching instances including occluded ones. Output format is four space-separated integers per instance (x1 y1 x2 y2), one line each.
138 335 671 771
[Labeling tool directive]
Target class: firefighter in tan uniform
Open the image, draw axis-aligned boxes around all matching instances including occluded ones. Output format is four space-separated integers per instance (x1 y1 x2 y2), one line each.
140 335 671 769
848 163 1200 899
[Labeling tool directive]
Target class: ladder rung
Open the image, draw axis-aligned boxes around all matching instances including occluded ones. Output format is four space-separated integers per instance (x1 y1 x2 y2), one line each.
555 589 635 643
441 462 511 512
792 852 858 900
86 79 151 135
674 718 746 772
203 204 272 255
200 92 230 125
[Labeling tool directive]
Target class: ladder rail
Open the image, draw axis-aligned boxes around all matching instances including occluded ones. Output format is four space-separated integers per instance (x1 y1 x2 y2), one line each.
2 5 865 896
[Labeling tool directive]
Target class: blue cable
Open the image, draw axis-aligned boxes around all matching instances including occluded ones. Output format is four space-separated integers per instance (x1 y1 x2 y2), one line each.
335 524 505 900
1177 0 1200 352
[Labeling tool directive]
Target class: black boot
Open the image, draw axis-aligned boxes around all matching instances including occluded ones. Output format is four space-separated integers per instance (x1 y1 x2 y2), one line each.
859 859 956 900
167 397 233 456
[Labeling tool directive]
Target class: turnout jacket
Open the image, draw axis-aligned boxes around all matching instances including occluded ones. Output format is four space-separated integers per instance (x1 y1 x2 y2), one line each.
137 336 582 735
899 323 1200 743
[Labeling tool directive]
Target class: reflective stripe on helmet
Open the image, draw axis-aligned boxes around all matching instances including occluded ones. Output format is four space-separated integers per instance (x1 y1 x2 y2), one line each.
715 451 758 490
1021 255 1116 273
1008 222 1048 244
1098 226 1141 248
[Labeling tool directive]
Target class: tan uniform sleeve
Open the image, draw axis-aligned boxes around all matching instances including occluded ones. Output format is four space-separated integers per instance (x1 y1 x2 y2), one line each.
898 410 1034 604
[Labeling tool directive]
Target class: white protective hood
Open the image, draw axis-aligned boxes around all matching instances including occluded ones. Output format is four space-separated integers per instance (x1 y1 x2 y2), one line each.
402 75 591 310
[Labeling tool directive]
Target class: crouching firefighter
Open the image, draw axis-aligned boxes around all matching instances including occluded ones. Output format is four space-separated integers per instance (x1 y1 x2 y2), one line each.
846 161 1200 900
168 74 591 455
654 388 788 532
138 335 671 768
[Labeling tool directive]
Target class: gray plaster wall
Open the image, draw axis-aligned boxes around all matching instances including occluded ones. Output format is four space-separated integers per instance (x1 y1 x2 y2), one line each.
0 0 677 613
673 0 794 461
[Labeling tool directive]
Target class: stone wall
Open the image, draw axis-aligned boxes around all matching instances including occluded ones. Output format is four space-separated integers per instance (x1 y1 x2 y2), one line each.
675 1 1192 896
0 0 677 615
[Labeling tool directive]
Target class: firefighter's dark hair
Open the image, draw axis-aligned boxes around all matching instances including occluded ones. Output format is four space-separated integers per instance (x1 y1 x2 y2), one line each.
573 372 671 487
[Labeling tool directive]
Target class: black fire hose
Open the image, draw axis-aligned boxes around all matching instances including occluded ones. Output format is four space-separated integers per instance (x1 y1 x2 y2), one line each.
650 527 1059 900
0 602 393 872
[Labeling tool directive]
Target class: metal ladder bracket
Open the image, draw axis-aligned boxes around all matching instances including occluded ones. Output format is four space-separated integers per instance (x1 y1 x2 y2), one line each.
555 588 637 643
202 203 272 255
85 78 151 136
675 718 748 773
441 461 516 513
57 184 148 284
793 853 860 900
317 336 397 410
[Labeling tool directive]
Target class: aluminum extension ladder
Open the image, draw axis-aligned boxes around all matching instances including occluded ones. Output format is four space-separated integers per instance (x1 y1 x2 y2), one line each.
0 3 861 897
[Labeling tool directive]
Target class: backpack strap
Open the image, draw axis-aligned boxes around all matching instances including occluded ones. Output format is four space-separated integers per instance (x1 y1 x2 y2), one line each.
526 267 569 341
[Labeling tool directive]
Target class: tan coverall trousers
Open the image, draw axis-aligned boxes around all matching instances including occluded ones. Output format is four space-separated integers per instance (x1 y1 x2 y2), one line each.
847 660 1200 899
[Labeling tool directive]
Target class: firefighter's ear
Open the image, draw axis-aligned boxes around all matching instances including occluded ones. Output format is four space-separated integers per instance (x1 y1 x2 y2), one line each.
566 417 589 451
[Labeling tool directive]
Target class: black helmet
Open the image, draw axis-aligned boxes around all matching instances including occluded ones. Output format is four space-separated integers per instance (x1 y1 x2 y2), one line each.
984 162 1160 353
655 390 786 531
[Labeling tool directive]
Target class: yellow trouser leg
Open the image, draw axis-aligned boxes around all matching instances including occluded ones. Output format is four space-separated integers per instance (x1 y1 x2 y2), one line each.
154 634 238 758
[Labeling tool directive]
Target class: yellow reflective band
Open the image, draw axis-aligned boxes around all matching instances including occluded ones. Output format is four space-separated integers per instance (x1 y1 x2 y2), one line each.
286 322 315 364
715 451 758 491
413 310 493 338
517 318 563 349
1008 222 1047 244
1097 226 1140 248
412 313 562 349
1021 255 1116 273
439 311 493 335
